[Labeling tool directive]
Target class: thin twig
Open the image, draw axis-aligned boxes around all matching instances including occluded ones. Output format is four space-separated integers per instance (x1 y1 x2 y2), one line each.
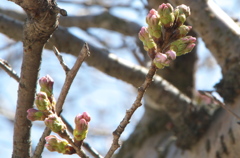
33 43 90 158
83 142 104 158
55 43 90 115
104 63 157 158
0 58 20 82
32 127 51 158
220 103 240 120
199 91 240 120
53 46 70 73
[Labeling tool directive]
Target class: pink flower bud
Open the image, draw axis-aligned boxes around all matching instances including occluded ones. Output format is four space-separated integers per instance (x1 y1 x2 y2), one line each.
76 119 88 132
165 50 176 60
74 112 91 141
27 108 47 121
82 112 91 122
138 27 150 42
174 5 191 27
153 52 169 69
155 52 167 63
75 112 91 123
185 43 196 53
146 9 162 38
176 4 191 17
188 36 196 43
146 9 160 27
158 3 175 28
138 27 157 50
39 75 54 97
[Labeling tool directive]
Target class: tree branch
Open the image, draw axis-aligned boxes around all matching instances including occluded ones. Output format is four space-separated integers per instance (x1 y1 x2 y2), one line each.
9 0 60 157
0 58 20 82
105 63 157 158
0 9 141 36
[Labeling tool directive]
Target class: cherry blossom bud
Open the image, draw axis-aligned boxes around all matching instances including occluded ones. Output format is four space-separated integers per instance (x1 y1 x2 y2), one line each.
75 112 91 123
74 112 91 141
170 36 196 56
45 135 75 155
27 108 47 121
165 50 176 60
158 3 175 28
138 27 149 42
146 9 162 38
184 43 196 53
175 25 192 39
153 52 169 69
138 27 156 51
146 9 160 27
174 5 191 27
44 114 66 133
35 92 52 112
39 75 54 97
176 4 191 17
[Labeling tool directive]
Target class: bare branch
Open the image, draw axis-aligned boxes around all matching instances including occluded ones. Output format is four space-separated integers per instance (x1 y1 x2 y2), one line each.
105 63 157 158
53 46 70 73
0 9 141 36
0 58 20 82
32 127 51 158
198 91 240 120
55 43 90 114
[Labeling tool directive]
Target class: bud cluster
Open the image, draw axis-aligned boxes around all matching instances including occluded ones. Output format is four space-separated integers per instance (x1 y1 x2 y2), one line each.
26 75 91 155
27 75 55 122
139 3 196 69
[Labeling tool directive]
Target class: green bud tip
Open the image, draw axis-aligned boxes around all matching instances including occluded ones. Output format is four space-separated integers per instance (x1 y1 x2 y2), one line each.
44 114 66 133
35 92 51 111
158 3 175 28
45 135 75 154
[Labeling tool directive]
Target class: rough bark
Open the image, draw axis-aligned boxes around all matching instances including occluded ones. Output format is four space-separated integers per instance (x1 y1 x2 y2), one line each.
9 0 59 157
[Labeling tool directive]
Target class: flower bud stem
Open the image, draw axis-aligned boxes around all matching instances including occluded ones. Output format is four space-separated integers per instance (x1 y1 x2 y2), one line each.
58 130 88 158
